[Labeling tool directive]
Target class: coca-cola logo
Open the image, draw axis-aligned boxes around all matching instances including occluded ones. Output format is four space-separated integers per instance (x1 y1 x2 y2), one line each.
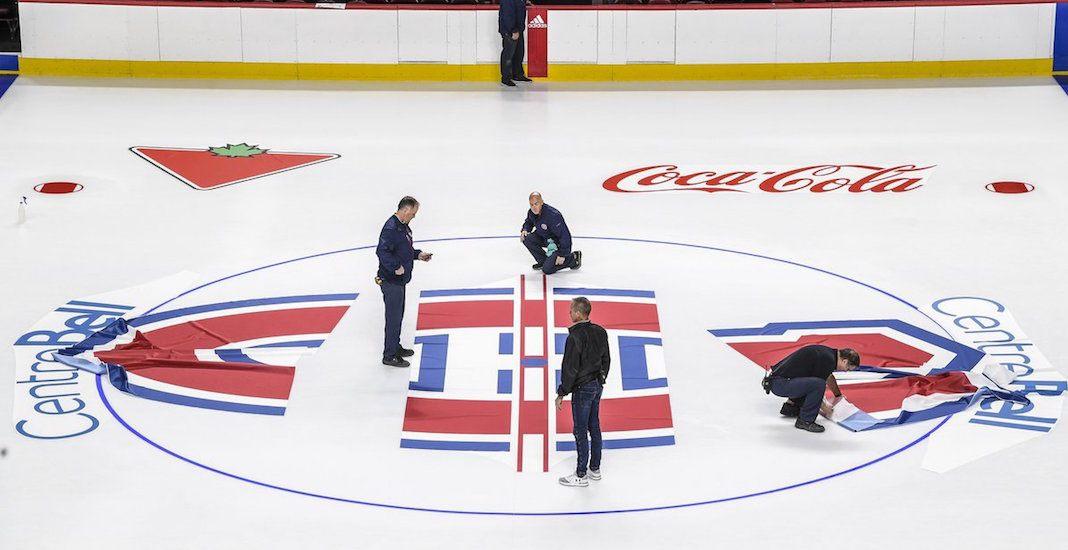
603 164 933 194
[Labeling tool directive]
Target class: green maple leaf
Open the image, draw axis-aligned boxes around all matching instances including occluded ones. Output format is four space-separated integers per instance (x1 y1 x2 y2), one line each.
209 143 268 158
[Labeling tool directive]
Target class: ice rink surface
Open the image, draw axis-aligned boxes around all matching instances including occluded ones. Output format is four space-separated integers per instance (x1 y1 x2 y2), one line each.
2 76 1067 548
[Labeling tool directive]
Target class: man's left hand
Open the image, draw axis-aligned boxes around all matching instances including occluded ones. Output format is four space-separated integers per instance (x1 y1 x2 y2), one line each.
820 396 841 417
555 395 563 411
418 252 433 261
555 256 565 266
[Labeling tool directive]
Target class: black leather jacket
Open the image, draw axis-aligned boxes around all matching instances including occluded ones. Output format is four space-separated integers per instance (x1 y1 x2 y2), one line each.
557 320 611 396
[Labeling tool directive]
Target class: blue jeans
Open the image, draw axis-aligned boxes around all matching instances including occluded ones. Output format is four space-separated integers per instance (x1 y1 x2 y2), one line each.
769 377 827 422
570 379 603 477
380 281 406 359
522 233 575 275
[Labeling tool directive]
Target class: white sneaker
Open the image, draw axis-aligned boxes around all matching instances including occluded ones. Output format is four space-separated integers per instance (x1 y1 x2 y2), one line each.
588 469 602 481
558 474 589 487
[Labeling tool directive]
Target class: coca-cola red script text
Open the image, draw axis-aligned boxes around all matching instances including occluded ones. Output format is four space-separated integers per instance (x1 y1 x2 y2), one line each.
603 164 933 194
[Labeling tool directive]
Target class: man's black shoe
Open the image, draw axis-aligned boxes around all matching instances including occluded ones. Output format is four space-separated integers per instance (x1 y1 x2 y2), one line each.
382 356 411 368
780 402 800 418
398 346 415 358
501 79 516 87
795 419 825 433
532 263 543 270
513 75 533 82
571 250 582 270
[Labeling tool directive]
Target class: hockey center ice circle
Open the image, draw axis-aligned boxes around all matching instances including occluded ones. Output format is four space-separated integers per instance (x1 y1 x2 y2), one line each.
96 235 953 516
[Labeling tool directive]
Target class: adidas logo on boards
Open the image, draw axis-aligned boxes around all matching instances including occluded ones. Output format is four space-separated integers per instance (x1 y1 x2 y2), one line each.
528 15 547 29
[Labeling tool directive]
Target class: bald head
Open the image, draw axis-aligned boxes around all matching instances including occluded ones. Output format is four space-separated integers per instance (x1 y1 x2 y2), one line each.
529 192 544 215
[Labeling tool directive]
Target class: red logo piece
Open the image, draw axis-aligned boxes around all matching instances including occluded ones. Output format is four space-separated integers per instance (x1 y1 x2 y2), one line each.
34 182 84 194
985 181 1034 194
131 143 339 190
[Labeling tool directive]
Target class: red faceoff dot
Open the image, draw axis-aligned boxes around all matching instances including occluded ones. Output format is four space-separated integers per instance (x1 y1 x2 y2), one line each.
34 182 84 194
985 181 1034 194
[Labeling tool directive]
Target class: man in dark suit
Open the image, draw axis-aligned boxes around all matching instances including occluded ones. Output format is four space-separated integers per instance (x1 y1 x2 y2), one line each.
376 196 432 368
498 0 531 87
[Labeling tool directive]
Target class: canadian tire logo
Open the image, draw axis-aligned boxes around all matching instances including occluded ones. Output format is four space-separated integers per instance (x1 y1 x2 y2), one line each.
603 164 934 194
131 143 340 190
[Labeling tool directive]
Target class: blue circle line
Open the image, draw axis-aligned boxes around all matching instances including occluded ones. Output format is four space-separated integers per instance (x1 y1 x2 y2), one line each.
99 234 955 516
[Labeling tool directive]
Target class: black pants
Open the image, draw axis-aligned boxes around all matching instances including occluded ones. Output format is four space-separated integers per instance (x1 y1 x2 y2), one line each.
523 233 576 274
770 377 826 423
380 281 406 359
500 32 526 80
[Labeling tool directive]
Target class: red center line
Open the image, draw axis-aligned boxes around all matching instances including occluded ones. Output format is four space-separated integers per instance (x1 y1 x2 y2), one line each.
541 273 550 473
516 274 526 473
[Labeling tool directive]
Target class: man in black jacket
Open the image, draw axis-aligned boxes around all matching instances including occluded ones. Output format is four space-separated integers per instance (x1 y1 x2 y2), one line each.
555 297 610 487
766 345 860 433
376 196 433 368
498 0 531 86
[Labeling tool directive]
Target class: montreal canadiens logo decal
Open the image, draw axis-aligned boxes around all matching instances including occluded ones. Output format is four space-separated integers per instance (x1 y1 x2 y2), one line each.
402 275 673 471
603 164 934 194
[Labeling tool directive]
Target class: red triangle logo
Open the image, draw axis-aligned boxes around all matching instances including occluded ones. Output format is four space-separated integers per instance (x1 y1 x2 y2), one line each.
131 144 340 190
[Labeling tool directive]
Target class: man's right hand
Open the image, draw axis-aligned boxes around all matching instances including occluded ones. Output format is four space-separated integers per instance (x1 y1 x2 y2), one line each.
520 230 528 240
395 266 404 276
512 32 519 40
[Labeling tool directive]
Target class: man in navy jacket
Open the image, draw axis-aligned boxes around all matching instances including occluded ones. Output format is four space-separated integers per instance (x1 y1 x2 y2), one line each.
498 0 531 86
376 196 432 368
521 192 582 274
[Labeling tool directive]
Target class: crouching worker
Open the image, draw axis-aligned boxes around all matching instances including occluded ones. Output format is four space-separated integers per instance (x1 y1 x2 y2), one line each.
762 345 860 433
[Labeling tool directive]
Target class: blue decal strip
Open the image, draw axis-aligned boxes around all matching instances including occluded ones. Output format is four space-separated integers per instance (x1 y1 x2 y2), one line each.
53 354 107 375
419 288 513 297
496 370 513 394
110 375 285 416
409 334 448 392
555 333 568 354
557 435 675 451
618 336 668 390
521 357 547 367
552 288 654 298
498 333 513 355
837 410 883 432
215 349 265 365
131 293 358 327
251 339 324 349
59 318 130 355
400 439 510 451
865 399 975 430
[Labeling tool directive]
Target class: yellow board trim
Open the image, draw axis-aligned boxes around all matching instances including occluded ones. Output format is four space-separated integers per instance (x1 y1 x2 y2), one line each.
18 57 1053 81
